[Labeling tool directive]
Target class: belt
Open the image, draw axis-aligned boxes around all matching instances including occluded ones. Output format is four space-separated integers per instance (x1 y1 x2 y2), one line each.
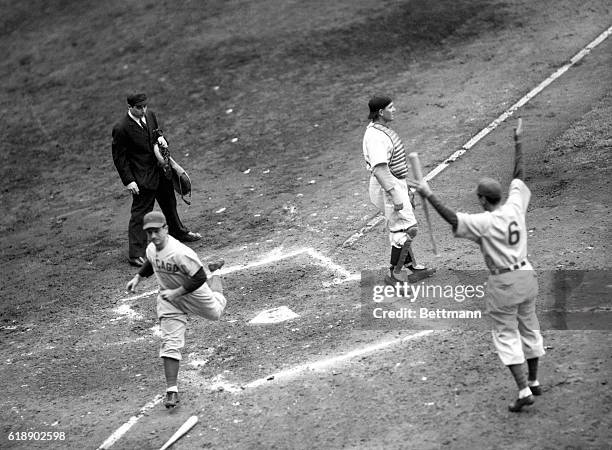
490 260 527 275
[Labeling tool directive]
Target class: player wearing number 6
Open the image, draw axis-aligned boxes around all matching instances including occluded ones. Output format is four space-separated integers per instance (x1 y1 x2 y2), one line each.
415 119 545 412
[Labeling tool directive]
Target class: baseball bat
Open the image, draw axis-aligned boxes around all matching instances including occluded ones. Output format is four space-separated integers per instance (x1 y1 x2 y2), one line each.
407 152 438 256
159 415 198 450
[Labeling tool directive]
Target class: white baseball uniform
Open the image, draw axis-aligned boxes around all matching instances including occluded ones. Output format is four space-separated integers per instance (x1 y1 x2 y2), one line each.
455 179 545 365
146 236 226 360
363 122 416 247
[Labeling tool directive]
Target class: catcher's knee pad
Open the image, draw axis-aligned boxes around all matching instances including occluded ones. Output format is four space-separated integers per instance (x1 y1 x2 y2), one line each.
406 225 418 240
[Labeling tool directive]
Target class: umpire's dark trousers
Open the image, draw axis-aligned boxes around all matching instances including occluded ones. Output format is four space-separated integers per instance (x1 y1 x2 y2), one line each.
128 175 188 258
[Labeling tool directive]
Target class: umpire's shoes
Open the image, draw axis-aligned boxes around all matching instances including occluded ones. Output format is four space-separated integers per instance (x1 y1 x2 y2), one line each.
177 231 202 242
508 395 534 412
128 256 146 267
164 391 179 409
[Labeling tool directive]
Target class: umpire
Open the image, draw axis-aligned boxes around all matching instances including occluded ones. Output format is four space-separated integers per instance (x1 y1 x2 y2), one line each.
112 92 201 267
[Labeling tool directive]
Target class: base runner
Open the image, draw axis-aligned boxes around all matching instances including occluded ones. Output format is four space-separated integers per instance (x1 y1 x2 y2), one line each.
126 211 227 408
415 119 545 412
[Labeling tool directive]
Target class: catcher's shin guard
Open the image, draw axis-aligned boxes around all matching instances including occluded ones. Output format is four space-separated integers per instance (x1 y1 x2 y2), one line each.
391 241 413 275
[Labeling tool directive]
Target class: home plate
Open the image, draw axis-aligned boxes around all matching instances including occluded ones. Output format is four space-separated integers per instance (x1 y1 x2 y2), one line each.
249 306 299 324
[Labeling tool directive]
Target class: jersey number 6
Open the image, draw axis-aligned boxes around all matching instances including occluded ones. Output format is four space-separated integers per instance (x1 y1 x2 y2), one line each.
508 221 520 245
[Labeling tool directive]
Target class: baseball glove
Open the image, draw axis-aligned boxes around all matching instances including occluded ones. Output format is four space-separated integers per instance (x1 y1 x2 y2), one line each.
169 157 192 205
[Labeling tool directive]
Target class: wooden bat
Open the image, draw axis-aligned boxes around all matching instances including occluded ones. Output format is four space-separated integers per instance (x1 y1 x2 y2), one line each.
407 152 438 256
159 415 198 450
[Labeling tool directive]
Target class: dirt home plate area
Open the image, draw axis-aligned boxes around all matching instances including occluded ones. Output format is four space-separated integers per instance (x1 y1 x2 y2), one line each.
1 1 611 449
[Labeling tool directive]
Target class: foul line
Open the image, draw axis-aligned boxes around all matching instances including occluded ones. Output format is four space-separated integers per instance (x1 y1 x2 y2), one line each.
343 24 612 248
98 395 163 450
98 330 432 449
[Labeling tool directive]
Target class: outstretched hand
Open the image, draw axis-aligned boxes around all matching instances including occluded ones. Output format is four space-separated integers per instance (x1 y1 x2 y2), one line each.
126 275 140 293
416 180 433 198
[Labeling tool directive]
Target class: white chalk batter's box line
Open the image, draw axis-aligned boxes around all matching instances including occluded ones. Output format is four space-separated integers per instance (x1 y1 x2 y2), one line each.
113 246 360 324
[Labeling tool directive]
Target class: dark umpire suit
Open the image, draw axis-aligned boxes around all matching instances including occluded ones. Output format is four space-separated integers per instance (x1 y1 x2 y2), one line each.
112 106 190 262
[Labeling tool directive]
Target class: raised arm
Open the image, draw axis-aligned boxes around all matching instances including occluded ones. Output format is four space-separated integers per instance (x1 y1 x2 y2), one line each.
512 118 524 180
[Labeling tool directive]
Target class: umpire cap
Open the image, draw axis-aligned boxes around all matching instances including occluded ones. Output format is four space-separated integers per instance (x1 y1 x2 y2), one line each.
127 92 147 107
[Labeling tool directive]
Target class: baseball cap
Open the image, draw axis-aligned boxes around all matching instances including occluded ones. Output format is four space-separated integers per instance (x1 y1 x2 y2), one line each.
127 92 147 107
143 211 166 230
476 178 502 202
368 95 392 119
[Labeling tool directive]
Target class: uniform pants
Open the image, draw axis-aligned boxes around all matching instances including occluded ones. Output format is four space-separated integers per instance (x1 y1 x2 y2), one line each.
157 290 227 360
486 270 546 365
128 174 188 258
369 175 417 247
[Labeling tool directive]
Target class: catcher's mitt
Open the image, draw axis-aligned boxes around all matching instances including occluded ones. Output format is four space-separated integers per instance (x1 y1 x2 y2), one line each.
169 157 192 205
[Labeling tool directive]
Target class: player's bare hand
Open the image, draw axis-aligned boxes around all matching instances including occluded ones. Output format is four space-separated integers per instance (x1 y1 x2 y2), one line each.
416 180 433 198
514 117 523 141
126 275 140 293
126 181 139 195
160 288 181 302
404 177 420 189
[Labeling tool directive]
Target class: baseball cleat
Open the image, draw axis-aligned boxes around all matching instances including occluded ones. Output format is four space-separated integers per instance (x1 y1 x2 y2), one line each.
164 391 179 409
208 260 225 273
385 270 408 285
406 266 436 282
529 385 542 396
508 395 534 412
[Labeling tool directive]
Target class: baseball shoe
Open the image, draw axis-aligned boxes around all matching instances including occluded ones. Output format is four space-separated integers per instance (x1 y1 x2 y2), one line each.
128 256 146 267
177 231 202 243
385 269 408 285
406 265 436 282
508 395 534 412
164 391 179 409
529 385 543 396
208 260 225 272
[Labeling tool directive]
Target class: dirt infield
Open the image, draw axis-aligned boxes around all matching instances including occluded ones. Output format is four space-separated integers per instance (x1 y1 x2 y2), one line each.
1 1 611 449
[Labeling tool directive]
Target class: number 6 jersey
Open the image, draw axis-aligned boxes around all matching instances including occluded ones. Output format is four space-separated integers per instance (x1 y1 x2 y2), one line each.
455 178 533 272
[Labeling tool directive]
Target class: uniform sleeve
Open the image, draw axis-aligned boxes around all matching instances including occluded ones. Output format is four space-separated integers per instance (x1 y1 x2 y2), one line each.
364 128 392 168
506 179 531 215
176 247 205 277
454 211 492 243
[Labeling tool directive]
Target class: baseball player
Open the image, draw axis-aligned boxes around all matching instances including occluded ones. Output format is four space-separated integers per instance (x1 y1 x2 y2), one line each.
362 95 436 284
414 119 545 412
126 211 227 409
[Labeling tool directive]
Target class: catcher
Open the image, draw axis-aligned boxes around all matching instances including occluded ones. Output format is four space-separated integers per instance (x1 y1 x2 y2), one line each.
414 119 545 412
362 95 436 284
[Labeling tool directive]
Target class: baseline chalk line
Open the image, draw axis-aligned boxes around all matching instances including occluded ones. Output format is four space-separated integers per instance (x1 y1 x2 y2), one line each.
97 394 163 450
98 330 432 448
344 24 612 247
